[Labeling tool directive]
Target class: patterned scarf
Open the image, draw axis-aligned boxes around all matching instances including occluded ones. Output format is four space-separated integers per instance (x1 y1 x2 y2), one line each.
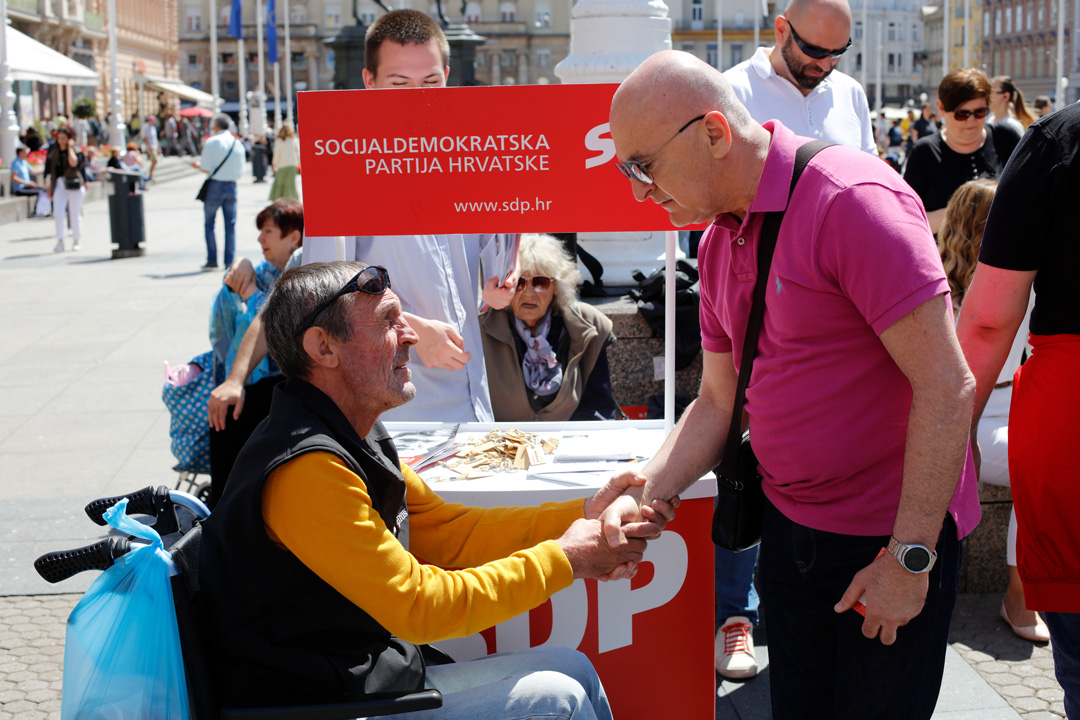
514 310 563 397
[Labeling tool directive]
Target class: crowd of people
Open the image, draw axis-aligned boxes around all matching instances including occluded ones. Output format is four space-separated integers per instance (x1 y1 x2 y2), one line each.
132 2 1080 718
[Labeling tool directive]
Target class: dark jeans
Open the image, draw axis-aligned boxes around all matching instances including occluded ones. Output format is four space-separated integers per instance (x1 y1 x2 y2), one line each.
208 375 281 509
1043 611 1080 718
203 180 237 267
758 497 961 720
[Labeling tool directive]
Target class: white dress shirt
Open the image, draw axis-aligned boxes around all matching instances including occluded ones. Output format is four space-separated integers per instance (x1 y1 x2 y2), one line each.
724 46 877 154
302 235 494 423
199 130 246 182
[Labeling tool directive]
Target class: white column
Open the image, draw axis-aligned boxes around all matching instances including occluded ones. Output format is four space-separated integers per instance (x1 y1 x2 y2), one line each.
252 0 266 135
1055 0 1066 109
237 38 249 135
517 49 529 84
210 0 221 109
283 0 293 125
0 0 19 166
554 0 674 285
754 0 760 49
875 20 882 113
943 0 950 75
491 52 501 85
107 0 126 148
273 61 282 131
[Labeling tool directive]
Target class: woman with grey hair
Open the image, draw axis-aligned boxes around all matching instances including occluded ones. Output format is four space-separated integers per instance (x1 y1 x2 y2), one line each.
481 233 618 421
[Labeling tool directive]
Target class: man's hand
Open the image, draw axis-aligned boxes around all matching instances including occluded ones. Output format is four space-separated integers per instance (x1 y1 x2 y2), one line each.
834 551 930 645
405 313 471 371
208 378 245 432
587 469 680 581
556 517 647 581
482 274 517 310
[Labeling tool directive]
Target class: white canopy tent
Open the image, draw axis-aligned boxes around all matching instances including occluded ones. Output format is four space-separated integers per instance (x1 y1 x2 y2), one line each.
140 77 217 108
5 25 99 86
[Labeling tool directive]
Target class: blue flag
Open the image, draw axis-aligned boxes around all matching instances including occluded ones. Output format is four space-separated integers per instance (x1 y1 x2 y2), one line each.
266 0 278 64
228 0 242 39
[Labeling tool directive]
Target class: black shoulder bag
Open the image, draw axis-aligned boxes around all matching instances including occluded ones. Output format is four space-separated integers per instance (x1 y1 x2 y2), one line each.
711 139 832 552
196 139 237 202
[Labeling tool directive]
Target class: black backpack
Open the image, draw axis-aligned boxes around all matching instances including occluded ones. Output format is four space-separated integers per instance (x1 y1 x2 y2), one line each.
628 259 702 370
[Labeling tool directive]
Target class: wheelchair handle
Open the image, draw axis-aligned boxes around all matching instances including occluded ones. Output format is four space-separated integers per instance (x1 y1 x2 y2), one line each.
84 486 167 526
34 537 136 584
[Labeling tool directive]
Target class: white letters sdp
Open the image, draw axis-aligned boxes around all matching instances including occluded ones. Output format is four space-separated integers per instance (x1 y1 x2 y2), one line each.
584 122 616 170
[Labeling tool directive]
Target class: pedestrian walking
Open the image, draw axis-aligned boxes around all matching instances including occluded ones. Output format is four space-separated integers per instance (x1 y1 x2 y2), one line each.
46 125 86 252
191 114 245 270
269 123 300 200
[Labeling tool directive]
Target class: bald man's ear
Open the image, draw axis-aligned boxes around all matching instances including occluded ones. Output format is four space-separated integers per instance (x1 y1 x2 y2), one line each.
703 111 733 160
302 327 341 370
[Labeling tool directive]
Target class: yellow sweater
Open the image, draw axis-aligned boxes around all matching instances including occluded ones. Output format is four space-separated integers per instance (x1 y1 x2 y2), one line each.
262 451 584 645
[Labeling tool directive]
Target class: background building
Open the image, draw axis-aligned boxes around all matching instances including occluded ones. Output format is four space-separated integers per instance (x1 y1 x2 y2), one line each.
844 0 925 105
981 0 1076 103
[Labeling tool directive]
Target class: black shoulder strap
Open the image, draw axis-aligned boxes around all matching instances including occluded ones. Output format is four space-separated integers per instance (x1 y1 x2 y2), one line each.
717 139 832 479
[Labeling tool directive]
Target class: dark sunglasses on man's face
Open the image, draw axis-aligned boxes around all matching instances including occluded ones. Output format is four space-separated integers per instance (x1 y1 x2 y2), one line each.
785 17 851 60
951 106 991 121
515 275 553 292
293 265 391 337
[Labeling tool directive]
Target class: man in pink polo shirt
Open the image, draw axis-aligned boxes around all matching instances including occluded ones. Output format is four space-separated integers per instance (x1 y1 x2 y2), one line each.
604 51 979 719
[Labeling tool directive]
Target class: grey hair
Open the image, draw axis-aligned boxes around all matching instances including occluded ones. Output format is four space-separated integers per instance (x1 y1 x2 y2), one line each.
517 233 581 315
212 113 231 131
261 261 367 380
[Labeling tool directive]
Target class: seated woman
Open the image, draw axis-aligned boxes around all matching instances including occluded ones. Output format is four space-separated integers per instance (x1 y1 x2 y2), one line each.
481 233 619 422
208 198 303 506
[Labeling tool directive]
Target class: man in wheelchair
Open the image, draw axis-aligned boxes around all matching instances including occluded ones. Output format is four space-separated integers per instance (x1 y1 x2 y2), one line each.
198 262 673 719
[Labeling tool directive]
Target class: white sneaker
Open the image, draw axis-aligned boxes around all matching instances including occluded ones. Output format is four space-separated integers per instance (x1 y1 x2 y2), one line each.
715 616 758 679
71 241 81 251
53 239 64 253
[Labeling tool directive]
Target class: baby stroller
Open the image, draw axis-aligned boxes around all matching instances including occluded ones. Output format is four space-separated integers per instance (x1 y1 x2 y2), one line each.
162 352 214 504
34 486 442 719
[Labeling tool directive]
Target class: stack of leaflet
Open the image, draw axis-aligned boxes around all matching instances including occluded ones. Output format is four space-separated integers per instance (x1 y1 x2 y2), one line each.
527 430 639 486
393 425 461 471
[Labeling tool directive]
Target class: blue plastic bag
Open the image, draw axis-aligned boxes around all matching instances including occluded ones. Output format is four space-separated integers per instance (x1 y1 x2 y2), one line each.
61 499 191 720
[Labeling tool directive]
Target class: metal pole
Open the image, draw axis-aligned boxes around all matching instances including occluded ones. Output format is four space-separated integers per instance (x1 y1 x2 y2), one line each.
754 0 759 49
943 0 951 76
252 0 266 135
875 20 883 113
0 0 20 166
1055 0 1066 109
964 0 970 67
715 0 722 70
237 38 249 136
664 230 676 435
284 0 293 125
107 0 126 148
210 0 220 109
861 0 868 91
273 61 282 131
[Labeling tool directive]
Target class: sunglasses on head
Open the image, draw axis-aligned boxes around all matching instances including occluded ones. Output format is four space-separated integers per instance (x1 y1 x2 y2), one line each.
785 18 851 60
951 106 990 121
515 276 553 292
293 265 391 337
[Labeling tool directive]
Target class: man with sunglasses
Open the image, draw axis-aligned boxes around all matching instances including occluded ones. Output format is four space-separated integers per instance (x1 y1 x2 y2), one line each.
199 261 676 717
605 51 978 719
723 0 876 155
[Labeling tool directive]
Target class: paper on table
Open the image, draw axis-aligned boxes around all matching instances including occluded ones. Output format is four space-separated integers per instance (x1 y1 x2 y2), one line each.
553 431 637 462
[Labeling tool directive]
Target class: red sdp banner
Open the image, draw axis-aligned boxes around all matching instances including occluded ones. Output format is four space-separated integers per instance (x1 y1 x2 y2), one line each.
296 83 680 236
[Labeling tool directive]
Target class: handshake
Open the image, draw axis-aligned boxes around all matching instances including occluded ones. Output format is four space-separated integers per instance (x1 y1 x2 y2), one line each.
556 470 679 582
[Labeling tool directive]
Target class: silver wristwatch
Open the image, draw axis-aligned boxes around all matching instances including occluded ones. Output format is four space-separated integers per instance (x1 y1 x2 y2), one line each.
887 537 938 574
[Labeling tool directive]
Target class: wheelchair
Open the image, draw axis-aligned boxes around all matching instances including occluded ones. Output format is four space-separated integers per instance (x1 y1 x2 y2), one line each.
35 486 442 720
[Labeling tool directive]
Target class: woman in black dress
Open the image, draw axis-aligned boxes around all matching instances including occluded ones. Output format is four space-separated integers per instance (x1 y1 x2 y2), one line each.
904 68 1021 234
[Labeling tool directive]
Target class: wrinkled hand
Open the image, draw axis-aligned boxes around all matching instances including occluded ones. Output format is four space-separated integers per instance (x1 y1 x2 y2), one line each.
588 469 680 581
482 273 517 310
834 551 929 645
557 516 647 581
208 378 245 432
410 316 471 371
224 258 256 296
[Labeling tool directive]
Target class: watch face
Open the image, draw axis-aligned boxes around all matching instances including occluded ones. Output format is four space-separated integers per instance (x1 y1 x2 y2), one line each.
904 546 932 572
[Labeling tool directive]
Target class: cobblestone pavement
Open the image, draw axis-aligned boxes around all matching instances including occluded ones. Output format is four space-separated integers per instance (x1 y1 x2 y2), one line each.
1 592 1068 719
950 593 1066 718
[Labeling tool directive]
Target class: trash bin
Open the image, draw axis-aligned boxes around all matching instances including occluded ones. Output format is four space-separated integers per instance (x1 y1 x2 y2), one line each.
107 169 145 259
251 143 268 183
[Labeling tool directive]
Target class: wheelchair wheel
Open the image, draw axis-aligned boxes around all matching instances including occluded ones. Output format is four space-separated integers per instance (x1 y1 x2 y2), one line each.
192 481 212 505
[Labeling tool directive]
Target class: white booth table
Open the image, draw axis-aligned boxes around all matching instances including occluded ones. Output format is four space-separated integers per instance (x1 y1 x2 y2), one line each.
385 420 718 720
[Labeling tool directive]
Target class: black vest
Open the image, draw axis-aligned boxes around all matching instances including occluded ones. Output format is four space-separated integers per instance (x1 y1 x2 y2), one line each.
198 378 424 707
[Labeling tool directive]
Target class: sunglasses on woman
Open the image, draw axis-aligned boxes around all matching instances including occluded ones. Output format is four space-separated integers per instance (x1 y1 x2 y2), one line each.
293 265 391 336
515 276 553 292
950 107 990 121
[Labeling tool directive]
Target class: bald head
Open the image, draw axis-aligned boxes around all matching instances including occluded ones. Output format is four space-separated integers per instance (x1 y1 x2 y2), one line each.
784 0 851 27
610 51 769 224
